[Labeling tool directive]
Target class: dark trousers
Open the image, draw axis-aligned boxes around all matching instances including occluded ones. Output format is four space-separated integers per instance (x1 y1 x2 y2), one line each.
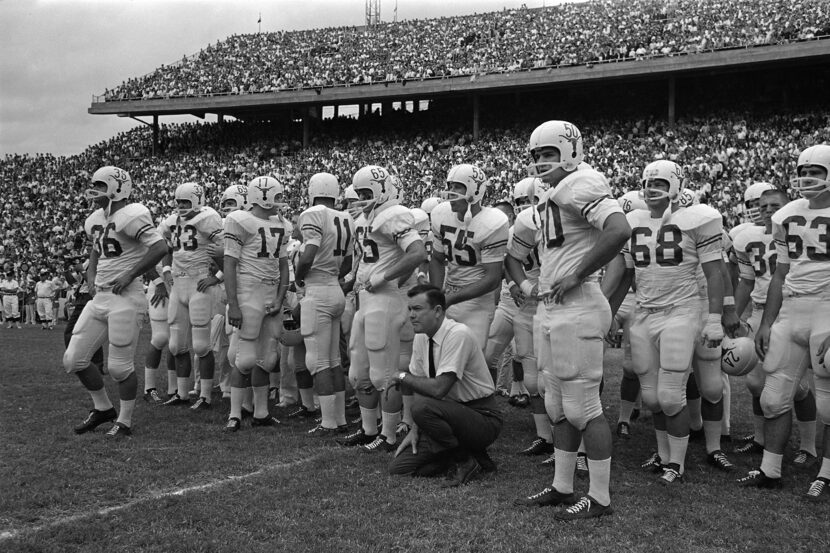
64 294 104 368
389 394 502 476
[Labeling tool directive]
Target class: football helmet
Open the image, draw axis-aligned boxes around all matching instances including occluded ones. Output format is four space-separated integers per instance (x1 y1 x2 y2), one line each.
743 182 776 224
280 318 304 347
308 172 340 205
220 184 249 216
526 120 584 177
420 197 441 215
641 160 684 201
343 185 359 202
618 190 648 214
677 188 698 208
174 182 206 218
410 207 429 229
512 177 544 212
441 164 489 205
792 144 830 198
721 336 758 376
86 166 132 202
248 176 285 211
352 165 397 214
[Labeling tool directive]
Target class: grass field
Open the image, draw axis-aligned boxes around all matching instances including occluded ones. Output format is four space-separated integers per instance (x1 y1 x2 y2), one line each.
1 323 828 553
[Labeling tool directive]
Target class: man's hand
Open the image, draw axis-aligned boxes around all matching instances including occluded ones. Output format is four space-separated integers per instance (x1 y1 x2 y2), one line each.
265 301 283 318
544 273 582 304
394 425 419 457
509 283 526 308
816 335 830 369
755 323 771 361
206 244 224 258
227 304 243 328
150 282 169 308
197 275 220 293
722 308 741 338
109 273 134 295
701 313 724 348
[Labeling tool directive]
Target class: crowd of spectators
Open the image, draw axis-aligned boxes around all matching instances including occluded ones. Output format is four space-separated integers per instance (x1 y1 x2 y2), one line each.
101 0 830 101
3 109 830 282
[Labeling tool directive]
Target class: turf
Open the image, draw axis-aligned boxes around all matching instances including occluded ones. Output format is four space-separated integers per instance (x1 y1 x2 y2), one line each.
1 324 828 553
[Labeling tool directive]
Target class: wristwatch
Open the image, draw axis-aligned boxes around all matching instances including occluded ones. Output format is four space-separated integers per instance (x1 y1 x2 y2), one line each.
398 372 408 382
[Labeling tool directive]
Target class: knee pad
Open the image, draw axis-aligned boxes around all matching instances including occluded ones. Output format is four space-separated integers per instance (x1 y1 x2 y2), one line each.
760 385 792 419
189 292 212 327
109 301 140 348
150 319 170 350
746 366 766 398
562 394 602 432
658 386 686 417
107 345 135 382
235 339 257 375
191 325 212 358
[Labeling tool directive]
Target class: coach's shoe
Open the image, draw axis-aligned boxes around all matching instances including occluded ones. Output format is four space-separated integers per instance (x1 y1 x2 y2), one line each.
793 450 818 469
734 440 764 455
514 486 575 507
362 434 396 453
616 422 631 440
806 477 829 501
162 393 189 407
737 469 781 489
641 451 664 473
555 496 613 521
225 417 241 432
337 428 377 446
659 463 684 485
287 405 319 419
190 397 211 411
707 450 735 472
105 422 132 439
519 437 555 456
143 388 165 404
252 415 281 427
73 408 117 434
441 456 481 488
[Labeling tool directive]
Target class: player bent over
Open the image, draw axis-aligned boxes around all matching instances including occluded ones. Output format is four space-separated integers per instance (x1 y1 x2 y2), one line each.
64 166 167 438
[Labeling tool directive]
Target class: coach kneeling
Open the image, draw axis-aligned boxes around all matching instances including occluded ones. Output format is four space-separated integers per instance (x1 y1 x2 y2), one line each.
389 284 503 486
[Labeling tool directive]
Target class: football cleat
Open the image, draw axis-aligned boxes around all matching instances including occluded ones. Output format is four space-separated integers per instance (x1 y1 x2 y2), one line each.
734 440 764 455
362 434 396 453
240 407 254 419
251 415 281 427
514 487 575 507
541 452 556 466
616 422 631 439
190 397 211 411
162 393 189 406
576 453 589 477
737 469 781 488
336 428 377 446
641 452 664 473
806 477 829 500
307 424 343 436
707 450 735 472
519 437 555 456
555 496 613 521
105 422 132 439
225 417 241 432
659 463 684 485
440 456 481 488
73 408 117 434
510 394 530 408
187 389 199 399
793 450 818 469
287 405 318 419
143 389 165 404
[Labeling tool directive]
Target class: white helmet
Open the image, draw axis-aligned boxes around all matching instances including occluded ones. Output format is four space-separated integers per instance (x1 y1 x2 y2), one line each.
410 207 429 234
677 188 699 209
420 197 441 215
512 177 544 212
280 318 304 347
87 166 132 203
174 182 206 218
792 144 830 198
220 184 249 215
308 172 340 205
527 120 584 177
441 164 489 205
247 176 285 211
391 175 406 205
343 185 359 202
641 160 684 201
743 182 776 223
721 336 758 376
352 165 397 214
618 190 648 214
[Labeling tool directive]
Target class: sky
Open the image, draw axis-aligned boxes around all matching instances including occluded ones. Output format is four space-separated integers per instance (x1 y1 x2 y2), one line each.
0 0 558 157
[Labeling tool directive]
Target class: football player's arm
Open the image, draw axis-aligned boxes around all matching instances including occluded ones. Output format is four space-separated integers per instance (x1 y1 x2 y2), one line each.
145 266 169 308
756 262 787 361
445 260 502 307
429 249 447 289
87 248 98 295
274 256 289 312
604 255 633 318
338 254 353 281
718 259 740 337
384 241 428 288
733 249 756 318
224 255 242 328
700 259 725 345
111 240 168 295
503 257 527 306
294 244 318 286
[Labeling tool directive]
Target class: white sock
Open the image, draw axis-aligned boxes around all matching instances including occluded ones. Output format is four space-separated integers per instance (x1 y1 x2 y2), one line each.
381 410 401 444
760 450 783 478
551 449 576 494
361 406 379 436
252 385 269 418
703 420 722 454
818 457 830 480
117 399 135 427
655 429 670 463
144 367 157 391
587 457 611 506
167 370 178 395
242 386 254 412
318 394 337 429
200 379 213 401
797 420 817 456
177 377 189 399
229 387 244 419
89 388 113 411
667 433 689 474
299 388 316 411
534 413 553 443
721 374 731 435
334 390 346 426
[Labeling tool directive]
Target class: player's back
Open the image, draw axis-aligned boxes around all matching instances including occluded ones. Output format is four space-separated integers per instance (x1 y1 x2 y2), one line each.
732 223 776 304
299 205 353 285
224 210 289 281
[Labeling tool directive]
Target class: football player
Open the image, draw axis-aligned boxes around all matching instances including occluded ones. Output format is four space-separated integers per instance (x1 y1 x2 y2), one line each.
294 172 354 434
35 269 56 330
158 182 224 410
64 166 167 438
429 164 509 350
141 259 173 403
223 176 290 431
342 165 427 451
514 121 630 520
1 269 22 328
740 145 830 497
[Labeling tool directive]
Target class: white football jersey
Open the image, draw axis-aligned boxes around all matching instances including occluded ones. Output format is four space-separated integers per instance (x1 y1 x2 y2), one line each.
357 202 420 287
771 199 830 296
298 205 354 284
158 207 223 275
223 210 289 280
85 203 163 287
537 169 622 289
623 204 723 309
618 190 648 214
506 206 542 285
728 221 755 242
430 202 509 287
732 224 776 304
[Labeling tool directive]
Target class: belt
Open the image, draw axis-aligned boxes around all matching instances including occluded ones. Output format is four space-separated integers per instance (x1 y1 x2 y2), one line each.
37 296 52 299
753 302 765 310
637 303 673 314
95 285 114 292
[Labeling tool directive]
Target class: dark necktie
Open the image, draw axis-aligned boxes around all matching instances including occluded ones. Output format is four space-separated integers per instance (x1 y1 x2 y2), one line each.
428 338 436 378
